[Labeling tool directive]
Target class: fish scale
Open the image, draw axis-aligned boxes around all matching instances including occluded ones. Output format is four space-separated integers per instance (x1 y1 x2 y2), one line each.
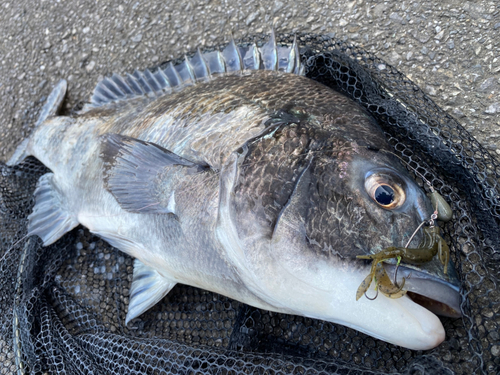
7 33 461 351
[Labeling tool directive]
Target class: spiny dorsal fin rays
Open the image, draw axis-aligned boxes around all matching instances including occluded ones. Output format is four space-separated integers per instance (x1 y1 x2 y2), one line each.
286 35 300 74
164 62 182 87
250 43 263 70
206 50 226 75
261 28 278 71
101 77 126 99
183 55 197 82
94 78 119 101
295 36 305 75
88 31 305 109
125 72 145 95
132 70 153 95
111 73 135 96
190 48 210 80
298 60 306 76
222 37 244 72
143 68 162 93
154 68 172 91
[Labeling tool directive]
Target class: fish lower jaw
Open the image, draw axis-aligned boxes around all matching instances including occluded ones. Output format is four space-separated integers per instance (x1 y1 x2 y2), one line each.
349 285 446 350
252 268 447 351
323 294 446 351
353 321 445 351
393 297 446 350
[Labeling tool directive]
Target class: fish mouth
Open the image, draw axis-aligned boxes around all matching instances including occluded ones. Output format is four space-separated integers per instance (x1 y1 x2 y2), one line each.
384 263 462 318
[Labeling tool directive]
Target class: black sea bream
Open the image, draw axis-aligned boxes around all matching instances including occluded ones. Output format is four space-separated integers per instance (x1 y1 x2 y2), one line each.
8 33 461 350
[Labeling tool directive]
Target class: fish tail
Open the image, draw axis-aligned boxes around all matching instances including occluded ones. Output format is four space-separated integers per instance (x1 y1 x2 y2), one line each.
7 79 67 165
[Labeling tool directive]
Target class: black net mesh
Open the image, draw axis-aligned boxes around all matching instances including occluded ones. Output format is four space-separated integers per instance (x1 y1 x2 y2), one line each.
1 33 499 375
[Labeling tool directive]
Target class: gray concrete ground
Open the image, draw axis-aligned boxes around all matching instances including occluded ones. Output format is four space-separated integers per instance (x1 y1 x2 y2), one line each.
0 0 499 162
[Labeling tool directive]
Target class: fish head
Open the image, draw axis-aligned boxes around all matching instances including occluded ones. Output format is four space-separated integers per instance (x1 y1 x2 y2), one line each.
217 115 460 350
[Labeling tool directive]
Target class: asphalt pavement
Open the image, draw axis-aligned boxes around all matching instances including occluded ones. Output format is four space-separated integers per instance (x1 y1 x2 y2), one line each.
0 0 498 161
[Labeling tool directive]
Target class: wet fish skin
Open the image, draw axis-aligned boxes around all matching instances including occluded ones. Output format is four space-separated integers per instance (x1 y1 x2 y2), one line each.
69 70 428 260
11 58 456 350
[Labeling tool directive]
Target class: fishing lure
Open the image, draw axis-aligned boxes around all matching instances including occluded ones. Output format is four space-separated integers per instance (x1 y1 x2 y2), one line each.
356 224 450 300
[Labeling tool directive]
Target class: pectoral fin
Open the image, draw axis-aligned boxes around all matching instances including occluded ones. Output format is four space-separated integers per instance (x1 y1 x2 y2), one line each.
126 259 177 325
100 134 209 214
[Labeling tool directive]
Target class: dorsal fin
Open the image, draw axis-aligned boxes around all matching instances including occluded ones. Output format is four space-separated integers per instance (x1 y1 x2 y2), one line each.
261 29 278 71
88 32 305 109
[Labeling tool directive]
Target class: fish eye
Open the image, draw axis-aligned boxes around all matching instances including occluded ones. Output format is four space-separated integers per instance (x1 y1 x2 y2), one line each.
365 174 406 209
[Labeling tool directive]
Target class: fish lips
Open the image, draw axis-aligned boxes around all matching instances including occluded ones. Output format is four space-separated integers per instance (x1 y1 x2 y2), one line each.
383 261 462 318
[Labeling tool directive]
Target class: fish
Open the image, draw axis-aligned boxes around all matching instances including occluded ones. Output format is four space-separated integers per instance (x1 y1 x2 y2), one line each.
8 32 461 350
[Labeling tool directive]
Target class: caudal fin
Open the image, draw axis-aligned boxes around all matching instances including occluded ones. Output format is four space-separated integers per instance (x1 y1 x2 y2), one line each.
7 79 67 166
27 173 78 246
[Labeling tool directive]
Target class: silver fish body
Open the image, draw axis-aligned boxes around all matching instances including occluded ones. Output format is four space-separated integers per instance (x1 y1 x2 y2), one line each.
9 37 460 350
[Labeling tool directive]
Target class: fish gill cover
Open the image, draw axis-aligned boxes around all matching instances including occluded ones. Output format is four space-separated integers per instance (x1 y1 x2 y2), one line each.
0 32 499 374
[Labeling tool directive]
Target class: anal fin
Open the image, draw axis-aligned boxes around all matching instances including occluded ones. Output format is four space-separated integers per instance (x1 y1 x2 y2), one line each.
28 173 78 246
126 259 177 325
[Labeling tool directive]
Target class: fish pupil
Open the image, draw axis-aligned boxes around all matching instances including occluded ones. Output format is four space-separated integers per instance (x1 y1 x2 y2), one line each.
375 185 395 206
